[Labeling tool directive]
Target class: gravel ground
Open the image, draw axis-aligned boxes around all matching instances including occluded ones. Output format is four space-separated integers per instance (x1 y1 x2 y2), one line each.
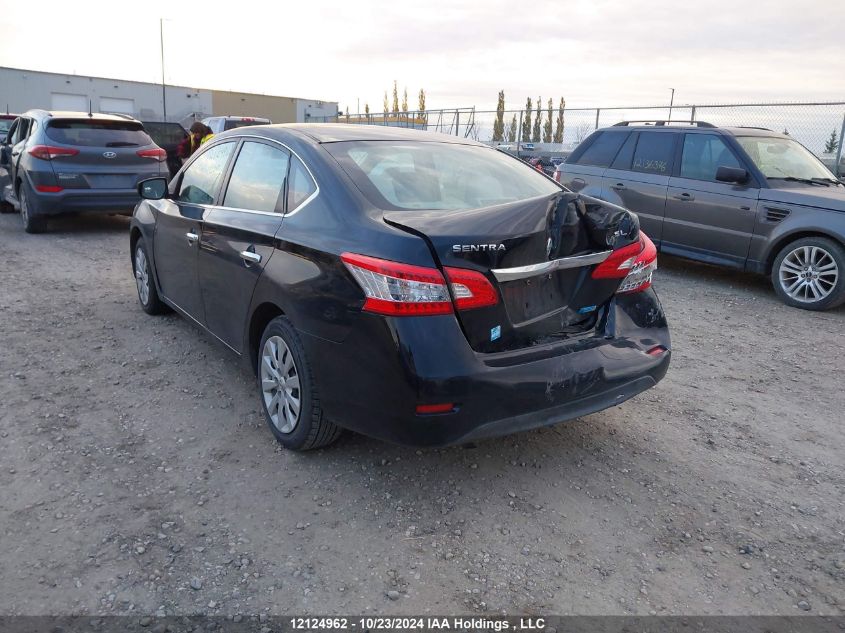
1 212 843 617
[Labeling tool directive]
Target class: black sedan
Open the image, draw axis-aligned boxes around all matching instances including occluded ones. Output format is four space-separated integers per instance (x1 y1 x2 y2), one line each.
130 124 670 450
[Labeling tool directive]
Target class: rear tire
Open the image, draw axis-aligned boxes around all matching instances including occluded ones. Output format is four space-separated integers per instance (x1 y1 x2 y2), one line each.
771 237 845 310
258 316 341 451
133 239 168 315
19 183 46 234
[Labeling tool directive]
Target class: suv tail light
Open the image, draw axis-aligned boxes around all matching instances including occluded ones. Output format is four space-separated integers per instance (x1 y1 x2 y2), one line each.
28 145 79 160
591 233 657 294
341 253 499 316
137 148 167 162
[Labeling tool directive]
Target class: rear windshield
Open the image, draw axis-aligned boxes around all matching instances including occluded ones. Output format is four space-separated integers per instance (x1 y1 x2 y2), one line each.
45 120 153 147
223 119 268 131
0 118 15 135
142 122 187 146
326 141 560 211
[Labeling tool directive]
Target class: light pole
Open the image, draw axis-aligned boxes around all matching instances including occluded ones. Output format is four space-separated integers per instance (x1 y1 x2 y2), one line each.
160 18 167 121
668 88 675 122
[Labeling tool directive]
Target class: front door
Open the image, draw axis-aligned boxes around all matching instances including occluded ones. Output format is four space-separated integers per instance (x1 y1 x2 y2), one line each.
662 133 759 268
154 141 236 323
198 140 290 351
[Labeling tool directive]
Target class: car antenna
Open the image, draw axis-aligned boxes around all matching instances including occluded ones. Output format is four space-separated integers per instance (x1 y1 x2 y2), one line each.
88 100 93 118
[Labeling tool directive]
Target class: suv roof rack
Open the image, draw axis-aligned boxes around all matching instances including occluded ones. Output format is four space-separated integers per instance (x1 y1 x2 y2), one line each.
735 126 773 131
612 120 716 128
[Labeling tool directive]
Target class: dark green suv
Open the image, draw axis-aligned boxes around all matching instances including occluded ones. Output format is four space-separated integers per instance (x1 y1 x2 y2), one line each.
555 121 845 310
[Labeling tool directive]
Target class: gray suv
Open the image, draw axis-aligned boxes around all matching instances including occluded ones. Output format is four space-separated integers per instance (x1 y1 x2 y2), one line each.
554 121 845 310
0 110 165 233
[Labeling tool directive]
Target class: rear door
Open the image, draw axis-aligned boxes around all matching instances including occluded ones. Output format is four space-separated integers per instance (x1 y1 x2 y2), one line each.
601 130 676 242
154 141 236 323
558 130 628 195
662 132 759 267
43 119 162 190
198 139 290 351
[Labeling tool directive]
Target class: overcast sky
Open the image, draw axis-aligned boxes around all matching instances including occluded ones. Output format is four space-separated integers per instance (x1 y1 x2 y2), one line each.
1 0 843 113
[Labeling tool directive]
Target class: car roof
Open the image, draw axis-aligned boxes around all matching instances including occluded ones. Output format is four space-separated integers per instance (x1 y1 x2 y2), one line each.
23 109 142 122
602 123 789 139
252 123 487 146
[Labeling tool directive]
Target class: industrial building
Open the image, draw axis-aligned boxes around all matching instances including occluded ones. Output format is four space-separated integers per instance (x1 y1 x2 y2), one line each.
0 66 338 125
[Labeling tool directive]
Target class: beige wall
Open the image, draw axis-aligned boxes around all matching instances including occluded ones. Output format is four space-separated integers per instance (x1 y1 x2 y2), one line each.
210 91 298 123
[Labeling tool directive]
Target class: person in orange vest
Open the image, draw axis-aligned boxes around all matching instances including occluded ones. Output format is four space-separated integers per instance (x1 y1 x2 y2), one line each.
178 122 214 160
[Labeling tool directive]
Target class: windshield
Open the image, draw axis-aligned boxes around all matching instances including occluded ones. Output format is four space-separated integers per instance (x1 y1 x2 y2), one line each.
326 141 560 211
736 136 834 181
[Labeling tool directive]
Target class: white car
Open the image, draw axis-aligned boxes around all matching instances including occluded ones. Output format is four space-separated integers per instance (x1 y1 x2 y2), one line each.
201 116 271 134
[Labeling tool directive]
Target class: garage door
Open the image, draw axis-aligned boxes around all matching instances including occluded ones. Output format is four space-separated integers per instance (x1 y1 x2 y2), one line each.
51 93 88 112
100 97 135 115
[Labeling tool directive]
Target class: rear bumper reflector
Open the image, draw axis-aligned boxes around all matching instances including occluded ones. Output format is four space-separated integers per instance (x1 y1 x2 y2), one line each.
35 185 64 193
415 403 456 415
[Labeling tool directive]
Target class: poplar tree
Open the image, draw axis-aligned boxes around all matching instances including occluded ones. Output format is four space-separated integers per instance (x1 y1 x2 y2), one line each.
507 115 517 142
492 90 505 142
543 98 553 143
522 97 532 142
392 81 399 115
553 97 566 144
532 96 542 143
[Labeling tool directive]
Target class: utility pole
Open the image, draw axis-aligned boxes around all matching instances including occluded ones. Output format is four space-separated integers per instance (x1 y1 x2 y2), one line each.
668 88 675 122
160 19 167 121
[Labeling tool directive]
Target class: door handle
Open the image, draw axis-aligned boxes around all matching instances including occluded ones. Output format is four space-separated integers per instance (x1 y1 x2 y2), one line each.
611 183 626 191
240 250 262 265
185 231 199 244
672 192 695 201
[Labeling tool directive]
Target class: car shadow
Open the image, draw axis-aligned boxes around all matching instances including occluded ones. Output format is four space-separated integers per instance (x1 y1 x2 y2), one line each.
40 213 132 234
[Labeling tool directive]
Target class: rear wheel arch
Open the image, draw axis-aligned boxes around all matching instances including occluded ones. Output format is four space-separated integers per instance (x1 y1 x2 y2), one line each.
765 230 845 274
248 302 286 374
129 227 143 268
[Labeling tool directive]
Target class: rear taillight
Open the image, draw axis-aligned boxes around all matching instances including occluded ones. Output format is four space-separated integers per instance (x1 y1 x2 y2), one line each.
28 145 79 160
553 170 561 183
341 253 499 316
443 267 498 310
591 233 657 294
137 148 167 162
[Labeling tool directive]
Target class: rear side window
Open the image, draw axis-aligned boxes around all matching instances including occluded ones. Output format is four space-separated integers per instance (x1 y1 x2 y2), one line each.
610 132 638 170
632 132 675 175
287 156 317 211
572 132 628 168
223 119 268 131
46 119 153 147
223 141 290 212
326 141 559 211
142 122 187 147
680 134 742 181
0 118 15 136
177 142 235 205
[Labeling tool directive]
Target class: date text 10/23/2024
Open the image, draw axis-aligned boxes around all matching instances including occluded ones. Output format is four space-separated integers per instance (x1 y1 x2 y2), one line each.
290 617 548 631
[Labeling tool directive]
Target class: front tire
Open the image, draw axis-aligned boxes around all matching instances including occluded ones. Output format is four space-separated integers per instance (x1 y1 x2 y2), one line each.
771 237 845 310
258 316 341 451
133 239 167 315
19 183 46 234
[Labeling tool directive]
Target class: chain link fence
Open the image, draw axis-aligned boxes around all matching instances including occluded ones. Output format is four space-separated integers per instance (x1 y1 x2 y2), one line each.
314 102 845 176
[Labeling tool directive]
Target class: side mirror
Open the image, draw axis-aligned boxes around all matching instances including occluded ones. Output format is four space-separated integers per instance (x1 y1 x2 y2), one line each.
138 177 168 200
715 166 749 184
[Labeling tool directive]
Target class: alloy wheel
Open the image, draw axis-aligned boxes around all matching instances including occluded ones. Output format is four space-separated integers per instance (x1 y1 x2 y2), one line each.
135 247 150 305
20 189 29 226
778 245 839 303
260 335 301 434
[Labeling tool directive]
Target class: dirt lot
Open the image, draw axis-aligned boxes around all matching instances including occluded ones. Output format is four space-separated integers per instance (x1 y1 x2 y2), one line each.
0 211 843 617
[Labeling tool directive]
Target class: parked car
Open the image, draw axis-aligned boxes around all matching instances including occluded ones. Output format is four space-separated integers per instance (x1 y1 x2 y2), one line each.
130 124 670 451
555 121 845 310
140 120 188 179
201 116 271 134
0 113 18 138
0 110 165 233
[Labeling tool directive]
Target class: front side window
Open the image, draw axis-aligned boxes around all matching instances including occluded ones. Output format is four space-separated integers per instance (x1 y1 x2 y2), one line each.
223 141 290 212
680 134 743 181
45 119 153 147
573 132 628 168
326 141 559 211
287 156 317 211
632 132 675 175
177 142 235 205
736 136 834 181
